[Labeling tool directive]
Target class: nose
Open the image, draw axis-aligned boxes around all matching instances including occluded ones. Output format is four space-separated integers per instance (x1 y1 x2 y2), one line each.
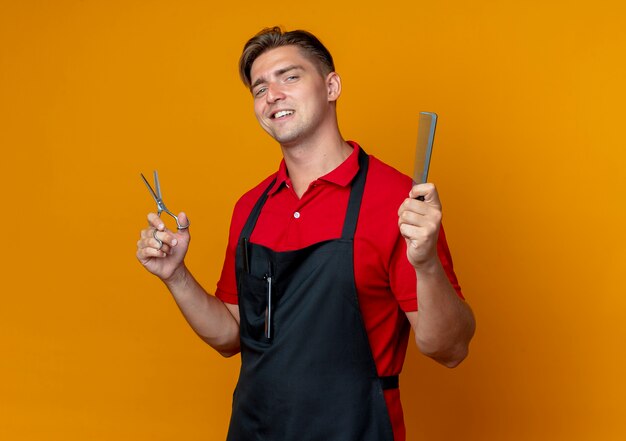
266 82 285 103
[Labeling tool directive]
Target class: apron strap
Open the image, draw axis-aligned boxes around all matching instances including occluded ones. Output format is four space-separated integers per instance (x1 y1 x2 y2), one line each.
240 178 277 241
379 375 399 390
238 178 276 274
341 148 369 240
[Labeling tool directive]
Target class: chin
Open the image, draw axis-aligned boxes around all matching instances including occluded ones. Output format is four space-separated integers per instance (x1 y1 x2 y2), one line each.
270 130 303 146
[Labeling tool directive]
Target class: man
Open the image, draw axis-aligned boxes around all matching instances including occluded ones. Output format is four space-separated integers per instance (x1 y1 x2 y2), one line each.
137 27 475 441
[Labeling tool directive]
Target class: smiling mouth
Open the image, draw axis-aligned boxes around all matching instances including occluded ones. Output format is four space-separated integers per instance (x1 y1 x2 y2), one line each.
272 110 294 119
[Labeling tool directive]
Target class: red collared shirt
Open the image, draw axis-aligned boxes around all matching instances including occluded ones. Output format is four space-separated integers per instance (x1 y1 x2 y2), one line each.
216 142 463 440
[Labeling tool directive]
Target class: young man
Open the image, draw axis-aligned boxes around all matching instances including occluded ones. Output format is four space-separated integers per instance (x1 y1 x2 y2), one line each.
137 27 475 441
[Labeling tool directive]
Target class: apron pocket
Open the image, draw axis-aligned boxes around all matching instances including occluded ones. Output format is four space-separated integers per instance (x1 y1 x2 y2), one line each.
239 273 273 345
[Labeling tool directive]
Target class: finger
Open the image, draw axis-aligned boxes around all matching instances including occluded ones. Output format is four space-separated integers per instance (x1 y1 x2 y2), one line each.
399 196 439 222
399 223 429 244
137 245 167 260
409 183 441 207
140 228 179 251
399 208 441 244
140 227 155 239
153 229 178 248
136 237 172 254
400 202 442 225
398 208 427 228
147 212 166 231
400 220 439 245
401 198 442 219
156 243 172 254
399 198 429 217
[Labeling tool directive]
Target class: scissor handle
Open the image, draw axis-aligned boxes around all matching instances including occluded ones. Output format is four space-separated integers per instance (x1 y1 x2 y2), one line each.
159 209 190 230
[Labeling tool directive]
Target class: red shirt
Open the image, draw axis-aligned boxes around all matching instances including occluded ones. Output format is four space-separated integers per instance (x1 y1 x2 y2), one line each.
216 142 463 440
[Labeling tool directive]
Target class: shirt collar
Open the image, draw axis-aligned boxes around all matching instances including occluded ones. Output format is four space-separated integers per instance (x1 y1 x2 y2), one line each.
268 141 362 196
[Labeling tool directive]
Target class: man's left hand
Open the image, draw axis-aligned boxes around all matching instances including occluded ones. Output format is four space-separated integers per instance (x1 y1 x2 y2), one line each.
397 183 442 269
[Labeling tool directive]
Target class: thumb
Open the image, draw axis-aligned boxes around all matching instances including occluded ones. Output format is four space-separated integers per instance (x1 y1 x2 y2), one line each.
176 212 191 235
410 183 441 206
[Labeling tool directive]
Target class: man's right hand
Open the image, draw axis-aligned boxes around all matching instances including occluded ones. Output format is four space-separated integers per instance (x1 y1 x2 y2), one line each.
136 212 191 282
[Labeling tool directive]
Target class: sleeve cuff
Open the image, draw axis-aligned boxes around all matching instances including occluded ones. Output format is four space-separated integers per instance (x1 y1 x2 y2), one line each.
397 297 418 312
215 288 238 305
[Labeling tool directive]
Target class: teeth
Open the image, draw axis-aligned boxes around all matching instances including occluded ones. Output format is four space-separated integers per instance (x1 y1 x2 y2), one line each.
273 110 294 119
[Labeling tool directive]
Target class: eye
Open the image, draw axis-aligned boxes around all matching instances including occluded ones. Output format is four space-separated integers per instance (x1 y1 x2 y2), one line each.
285 75 299 82
254 87 267 97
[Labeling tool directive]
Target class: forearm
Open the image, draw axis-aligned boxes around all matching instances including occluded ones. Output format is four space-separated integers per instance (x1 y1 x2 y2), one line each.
412 259 475 367
163 266 240 357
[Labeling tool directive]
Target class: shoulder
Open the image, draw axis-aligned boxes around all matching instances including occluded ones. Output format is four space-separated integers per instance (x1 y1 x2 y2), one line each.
356 153 412 249
229 173 278 233
364 154 413 206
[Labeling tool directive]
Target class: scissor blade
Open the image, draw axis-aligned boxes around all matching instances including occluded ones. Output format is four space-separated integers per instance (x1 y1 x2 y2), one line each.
140 173 159 203
153 170 162 200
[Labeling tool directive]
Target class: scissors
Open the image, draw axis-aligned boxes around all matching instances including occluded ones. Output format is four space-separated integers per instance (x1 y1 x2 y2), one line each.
140 170 190 231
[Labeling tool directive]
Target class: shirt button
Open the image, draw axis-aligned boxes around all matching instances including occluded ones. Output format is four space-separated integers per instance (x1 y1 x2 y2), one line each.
293 211 301 219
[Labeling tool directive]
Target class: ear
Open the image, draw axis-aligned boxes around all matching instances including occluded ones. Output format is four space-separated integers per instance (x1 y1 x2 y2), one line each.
326 72 342 102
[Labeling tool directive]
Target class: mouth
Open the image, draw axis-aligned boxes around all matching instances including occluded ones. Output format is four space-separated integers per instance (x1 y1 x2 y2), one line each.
271 110 294 119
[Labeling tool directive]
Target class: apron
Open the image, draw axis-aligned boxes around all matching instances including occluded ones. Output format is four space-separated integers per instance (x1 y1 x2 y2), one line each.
227 149 397 441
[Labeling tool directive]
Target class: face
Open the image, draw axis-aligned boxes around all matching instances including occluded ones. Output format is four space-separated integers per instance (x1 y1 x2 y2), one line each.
249 45 340 147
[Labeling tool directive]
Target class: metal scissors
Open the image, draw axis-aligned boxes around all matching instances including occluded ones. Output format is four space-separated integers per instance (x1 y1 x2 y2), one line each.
140 170 190 231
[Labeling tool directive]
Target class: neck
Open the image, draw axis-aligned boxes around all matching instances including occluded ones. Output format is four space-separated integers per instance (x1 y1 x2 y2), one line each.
280 132 352 198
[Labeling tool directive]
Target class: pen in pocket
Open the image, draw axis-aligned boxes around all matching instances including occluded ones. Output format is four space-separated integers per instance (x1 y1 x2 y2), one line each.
264 261 273 339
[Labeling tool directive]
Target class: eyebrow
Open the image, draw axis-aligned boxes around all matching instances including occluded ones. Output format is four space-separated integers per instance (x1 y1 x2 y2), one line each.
250 65 303 91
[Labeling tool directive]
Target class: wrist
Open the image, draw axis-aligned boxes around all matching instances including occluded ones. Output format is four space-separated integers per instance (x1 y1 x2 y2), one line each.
413 255 442 276
162 264 189 289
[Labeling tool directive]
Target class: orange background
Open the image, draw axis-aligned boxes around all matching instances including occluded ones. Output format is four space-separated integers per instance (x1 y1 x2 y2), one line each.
1 1 625 440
